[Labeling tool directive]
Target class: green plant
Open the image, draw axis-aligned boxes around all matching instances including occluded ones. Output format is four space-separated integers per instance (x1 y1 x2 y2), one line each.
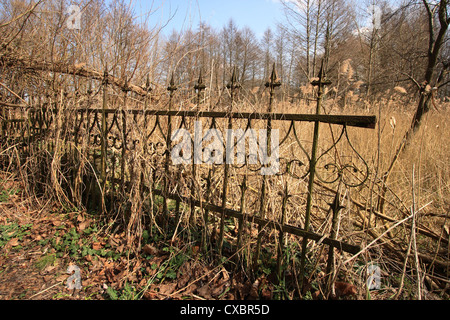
0 222 32 247
151 247 188 283
106 282 138 300
47 224 122 261
35 253 57 270
273 279 290 300
0 188 18 202
106 286 119 300
51 227 80 257
53 292 71 299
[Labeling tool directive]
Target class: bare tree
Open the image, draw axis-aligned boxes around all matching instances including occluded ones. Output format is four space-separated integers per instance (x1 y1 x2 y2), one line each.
411 0 449 132
262 27 274 81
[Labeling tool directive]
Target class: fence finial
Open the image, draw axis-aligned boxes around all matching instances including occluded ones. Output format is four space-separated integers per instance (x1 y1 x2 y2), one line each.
167 72 177 92
311 60 332 87
122 76 130 93
103 65 108 85
194 69 206 92
145 74 152 93
265 63 281 89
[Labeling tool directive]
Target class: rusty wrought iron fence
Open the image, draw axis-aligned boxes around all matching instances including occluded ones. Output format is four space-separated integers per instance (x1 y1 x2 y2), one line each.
0 63 376 288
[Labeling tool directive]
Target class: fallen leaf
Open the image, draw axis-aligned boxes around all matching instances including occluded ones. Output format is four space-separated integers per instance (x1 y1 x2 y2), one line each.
43 275 53 282
43 264 57 273
108 236 119 247
77 221 89 232
248 279 260 300
143 291 158 300
312 290 321 300
142 244 159 256
9 238 19 247
220 268 230 282
56 274 69 282
52 220 61 227
197 284 212 299
334 282 357 299
261 286 272 300
211 282 228 298
92 242 102 250
132 260 142 272
233 279 252 300
191 245 200 256
159 283 177 295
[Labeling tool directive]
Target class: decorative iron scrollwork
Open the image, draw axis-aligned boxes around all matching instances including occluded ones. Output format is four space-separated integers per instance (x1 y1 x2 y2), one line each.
315 125 370 187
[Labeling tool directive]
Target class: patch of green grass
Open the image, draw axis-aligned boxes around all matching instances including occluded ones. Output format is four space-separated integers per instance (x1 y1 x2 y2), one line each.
0 222 32 247
0 188 19 203
35 253 57 271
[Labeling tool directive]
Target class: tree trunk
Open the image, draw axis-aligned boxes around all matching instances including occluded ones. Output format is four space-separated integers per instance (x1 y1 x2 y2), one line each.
411 0 449 133
378 0 448 215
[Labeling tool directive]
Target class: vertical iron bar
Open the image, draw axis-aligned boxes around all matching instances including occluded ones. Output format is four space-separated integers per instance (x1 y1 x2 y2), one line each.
254 63 281 272
111 154 116 209
164 73 177 231
190 71 205 226
325 190 343 298
236 175 247 267
141 75 151 202
218 66 240 256
202 169 213 254
298 61 332 292
195 70 206 106
277 181 288 284
121 78 129 196
101 68 108 213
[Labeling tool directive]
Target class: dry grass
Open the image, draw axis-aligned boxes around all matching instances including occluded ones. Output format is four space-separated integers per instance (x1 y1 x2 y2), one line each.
1 88 449 300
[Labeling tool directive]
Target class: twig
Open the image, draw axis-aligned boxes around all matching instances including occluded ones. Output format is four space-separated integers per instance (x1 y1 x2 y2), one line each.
29 281 64 299
411 165 422 300
0 82 29 106
396 166 420 299
344 214 414 265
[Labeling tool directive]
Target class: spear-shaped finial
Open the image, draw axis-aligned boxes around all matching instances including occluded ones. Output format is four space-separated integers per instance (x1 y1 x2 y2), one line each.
122 76 130 92
145 74 152 93
265 63 282 89
167 72 177 92
103 65 108 85
194 69 206 92
311 60 332 87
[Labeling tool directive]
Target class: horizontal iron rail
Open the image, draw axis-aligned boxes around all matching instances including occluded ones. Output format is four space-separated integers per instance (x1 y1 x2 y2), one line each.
75 109 376 129
152 188 361 254
25 107 375 129
1 119 26 123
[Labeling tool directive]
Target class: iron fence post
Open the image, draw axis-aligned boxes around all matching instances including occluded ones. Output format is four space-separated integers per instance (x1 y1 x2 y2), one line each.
299 61 332 293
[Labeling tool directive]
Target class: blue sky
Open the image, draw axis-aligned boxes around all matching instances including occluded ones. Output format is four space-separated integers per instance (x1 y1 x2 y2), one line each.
134 0 286 38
